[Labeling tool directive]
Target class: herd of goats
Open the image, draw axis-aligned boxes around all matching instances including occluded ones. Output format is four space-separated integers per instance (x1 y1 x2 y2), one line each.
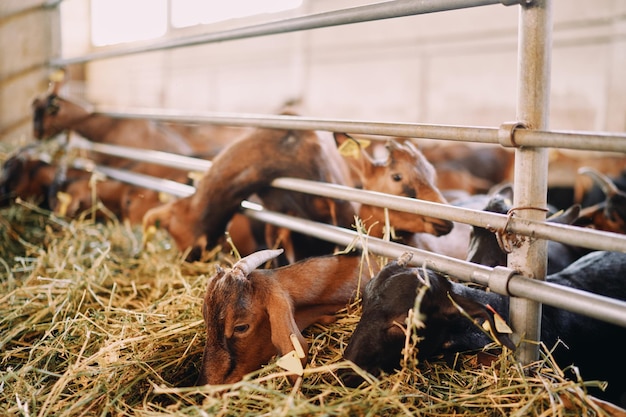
1 79 626 410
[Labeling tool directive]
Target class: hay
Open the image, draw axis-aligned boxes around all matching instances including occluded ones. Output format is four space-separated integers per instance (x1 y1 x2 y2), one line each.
0 202 617 416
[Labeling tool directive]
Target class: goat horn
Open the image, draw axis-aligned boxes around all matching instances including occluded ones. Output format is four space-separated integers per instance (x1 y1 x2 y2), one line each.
232 249 284 277
578 167 619 197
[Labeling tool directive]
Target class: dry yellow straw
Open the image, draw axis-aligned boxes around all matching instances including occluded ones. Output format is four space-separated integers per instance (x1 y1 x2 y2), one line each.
0 202 617 417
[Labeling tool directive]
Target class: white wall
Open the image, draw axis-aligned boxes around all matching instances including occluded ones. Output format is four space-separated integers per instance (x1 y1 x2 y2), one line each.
32 1 626 136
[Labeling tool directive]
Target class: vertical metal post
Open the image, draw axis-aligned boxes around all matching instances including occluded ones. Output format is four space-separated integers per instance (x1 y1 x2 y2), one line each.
509 0 552 363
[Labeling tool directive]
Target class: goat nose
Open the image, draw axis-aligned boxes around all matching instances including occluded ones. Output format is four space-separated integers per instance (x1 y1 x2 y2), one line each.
432 219 454 236
338 368 366 388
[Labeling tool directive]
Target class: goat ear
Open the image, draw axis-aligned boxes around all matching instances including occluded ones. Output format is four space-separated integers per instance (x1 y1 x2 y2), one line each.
578 167 619 197
490 182 514 201
384 139 415 168
445 294 516 351
266 287 308 373
547 204 580 225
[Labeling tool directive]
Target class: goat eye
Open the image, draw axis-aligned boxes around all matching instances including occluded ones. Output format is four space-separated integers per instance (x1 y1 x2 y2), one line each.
392 173 402 182
233 324 249 334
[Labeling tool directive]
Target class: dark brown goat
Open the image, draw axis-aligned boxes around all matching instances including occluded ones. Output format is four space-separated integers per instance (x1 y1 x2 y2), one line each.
574 167 626 234
0 144 91 210
0 144 192 223
0 145 57 208
197 248 376 385
343 251 626 408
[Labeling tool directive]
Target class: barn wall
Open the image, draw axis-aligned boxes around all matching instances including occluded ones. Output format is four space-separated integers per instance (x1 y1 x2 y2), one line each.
63 0 626 133
2 1 626 143
0 1 60 146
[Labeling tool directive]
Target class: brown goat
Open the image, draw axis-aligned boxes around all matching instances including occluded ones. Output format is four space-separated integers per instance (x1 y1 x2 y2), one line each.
29 85 214 223
335 133 453 239
197 248 376 385
32 91 194 163
1 145 57 208
143 127 356 262
419 143 515 195
335 134 491 259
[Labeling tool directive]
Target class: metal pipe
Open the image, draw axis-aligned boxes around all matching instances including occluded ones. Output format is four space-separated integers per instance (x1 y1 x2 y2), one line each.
67 141 626 253
516 128 626 152
70 157 195 198
93 107 626 153
70 138 213 172
509 0 553 363
271 177 626 253
50 0 515 67
241 205 626 328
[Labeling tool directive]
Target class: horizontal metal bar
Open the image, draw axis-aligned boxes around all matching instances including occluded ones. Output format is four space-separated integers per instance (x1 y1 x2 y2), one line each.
241 205 626 328
68 140 626 253
516 128 626 152
50 0 510 67
70 137 212 172
93 107 626 152
71 157 195 198
271 177 626 253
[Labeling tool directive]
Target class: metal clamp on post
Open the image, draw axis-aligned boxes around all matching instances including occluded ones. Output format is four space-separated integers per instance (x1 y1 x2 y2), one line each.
498 121 526 147
488 266 516 296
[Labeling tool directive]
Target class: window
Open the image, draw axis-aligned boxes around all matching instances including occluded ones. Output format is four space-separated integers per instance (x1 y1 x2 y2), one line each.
90 0 303 46
171 0 303 27
91 0 168 46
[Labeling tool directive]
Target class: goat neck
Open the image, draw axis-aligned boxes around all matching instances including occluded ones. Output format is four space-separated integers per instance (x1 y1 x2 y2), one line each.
146 128 356 260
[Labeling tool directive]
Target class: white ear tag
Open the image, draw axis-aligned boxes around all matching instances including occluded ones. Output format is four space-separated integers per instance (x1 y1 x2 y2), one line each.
493 312 513 334
290 334 306 359
276 351 304 376
486 304 513 334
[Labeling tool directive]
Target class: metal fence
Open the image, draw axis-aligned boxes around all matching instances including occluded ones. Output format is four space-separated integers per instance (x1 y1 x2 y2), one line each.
50 0 626 363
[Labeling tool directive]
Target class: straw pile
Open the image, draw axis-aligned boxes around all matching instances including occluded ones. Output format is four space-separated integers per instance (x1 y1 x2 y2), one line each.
0 200 616 416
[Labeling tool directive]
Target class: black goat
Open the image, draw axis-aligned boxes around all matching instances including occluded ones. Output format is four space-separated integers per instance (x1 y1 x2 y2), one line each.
465 186 588 274
343 251 626 408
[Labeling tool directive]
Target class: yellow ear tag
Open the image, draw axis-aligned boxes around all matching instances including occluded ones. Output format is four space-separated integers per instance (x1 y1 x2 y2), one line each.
276 351 304 376
187 171 204 186
49 69 66 83
337 138 371 159
56 191 72 217
290 334 306 359
158 192 172 203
